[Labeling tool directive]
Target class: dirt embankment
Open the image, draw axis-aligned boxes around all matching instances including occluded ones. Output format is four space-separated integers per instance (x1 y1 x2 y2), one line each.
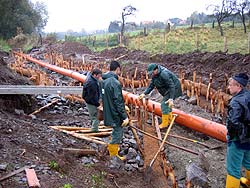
0 42 249 188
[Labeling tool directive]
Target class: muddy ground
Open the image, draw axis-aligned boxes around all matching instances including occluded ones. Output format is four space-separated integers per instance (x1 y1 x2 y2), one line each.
0 41 250 188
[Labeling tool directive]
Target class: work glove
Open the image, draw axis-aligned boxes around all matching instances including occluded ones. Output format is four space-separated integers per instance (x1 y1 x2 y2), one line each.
121 117 129 127
125 105 130 113
166 99 174 108
138 93 145 100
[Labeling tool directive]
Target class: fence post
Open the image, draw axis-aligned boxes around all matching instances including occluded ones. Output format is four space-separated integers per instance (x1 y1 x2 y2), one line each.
92 36 96 48
163 32 166 45
248 32 250 54
195 33 199 50
224 36 227 52
106 35 109 48
137 37 141 49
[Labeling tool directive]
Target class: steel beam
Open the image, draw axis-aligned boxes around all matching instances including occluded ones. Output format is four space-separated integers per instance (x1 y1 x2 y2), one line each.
0 85 82 95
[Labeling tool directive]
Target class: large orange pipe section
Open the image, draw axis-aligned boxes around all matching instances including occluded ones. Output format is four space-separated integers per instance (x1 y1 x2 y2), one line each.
15 52 86 83
14 52 227 142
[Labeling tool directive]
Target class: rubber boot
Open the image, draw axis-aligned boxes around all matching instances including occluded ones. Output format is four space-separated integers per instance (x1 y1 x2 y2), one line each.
247 169 250 180
159 114 170 129
107 144 125 160
226 174 240 188
240 170 250 187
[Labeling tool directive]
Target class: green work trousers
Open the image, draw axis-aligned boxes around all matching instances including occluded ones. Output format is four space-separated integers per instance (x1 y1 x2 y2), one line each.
109 121 123 144
86 103 99 132
161 95 172 115
227 141 250 179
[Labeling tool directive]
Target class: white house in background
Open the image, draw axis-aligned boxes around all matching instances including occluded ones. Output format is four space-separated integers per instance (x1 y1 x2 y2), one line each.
165 19 174 26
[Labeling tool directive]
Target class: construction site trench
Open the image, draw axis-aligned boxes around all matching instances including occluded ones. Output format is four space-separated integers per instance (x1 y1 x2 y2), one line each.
0 41 250 188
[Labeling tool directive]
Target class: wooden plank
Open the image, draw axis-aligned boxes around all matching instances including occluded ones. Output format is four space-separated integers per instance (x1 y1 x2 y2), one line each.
29 99 58 115
83 132 111 137
76 128 112 133
50 126 91 131
51 128 107 145
50 126 111 132
88 136 103 141
0 166 29 182
25 168 41 188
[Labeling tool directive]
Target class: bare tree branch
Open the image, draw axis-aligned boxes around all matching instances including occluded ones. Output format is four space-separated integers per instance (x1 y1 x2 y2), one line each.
234 0 249 33
208 0 234 36
120 5 137 45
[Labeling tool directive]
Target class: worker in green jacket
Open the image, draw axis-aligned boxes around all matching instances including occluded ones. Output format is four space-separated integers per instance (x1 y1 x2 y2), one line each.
139 63 182 129
102 60 129 160
225 73 250 188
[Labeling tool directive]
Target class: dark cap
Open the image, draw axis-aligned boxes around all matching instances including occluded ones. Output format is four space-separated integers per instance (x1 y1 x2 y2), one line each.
147 63 157 76
233 73 249 87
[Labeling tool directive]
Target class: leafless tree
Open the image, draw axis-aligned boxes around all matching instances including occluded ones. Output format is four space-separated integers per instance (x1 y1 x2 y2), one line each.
208 0 234 36
120 5 136 45
247 1 250 28
234 0 249 33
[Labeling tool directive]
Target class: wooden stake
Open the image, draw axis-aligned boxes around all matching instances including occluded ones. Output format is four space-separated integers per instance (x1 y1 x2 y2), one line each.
145 70 149 80
139 98 144 130
217 89 222 114
133 67 138 79
195 87 200 106
136 100 142 130
210 92 216 114
206 73 213 101
152 104 155 128
181 71 185 93
186 80 191 97
145 97 149 122
191 71 196 97
224 73 229 93
198 76 202 96
29 99 58 115
126 114 144 158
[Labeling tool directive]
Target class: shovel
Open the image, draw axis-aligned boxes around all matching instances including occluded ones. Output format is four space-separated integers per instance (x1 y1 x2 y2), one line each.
144 114 177 182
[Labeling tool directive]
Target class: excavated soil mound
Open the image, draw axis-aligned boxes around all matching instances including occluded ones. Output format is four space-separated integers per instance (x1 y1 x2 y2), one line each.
0 55 35 113
48 41 93 56
99 47 250 89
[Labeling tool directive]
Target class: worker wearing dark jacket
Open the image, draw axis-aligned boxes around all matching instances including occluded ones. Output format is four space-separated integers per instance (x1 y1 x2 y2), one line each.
139 63 182 129
82 69 102 132
226 73 250 188
102 61 129 160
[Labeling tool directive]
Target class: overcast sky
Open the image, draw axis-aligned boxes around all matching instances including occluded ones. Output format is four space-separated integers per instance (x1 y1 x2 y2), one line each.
32 0 221 33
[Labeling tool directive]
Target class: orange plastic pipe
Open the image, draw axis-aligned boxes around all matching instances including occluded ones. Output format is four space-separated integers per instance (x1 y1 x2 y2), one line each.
14 52 227 142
